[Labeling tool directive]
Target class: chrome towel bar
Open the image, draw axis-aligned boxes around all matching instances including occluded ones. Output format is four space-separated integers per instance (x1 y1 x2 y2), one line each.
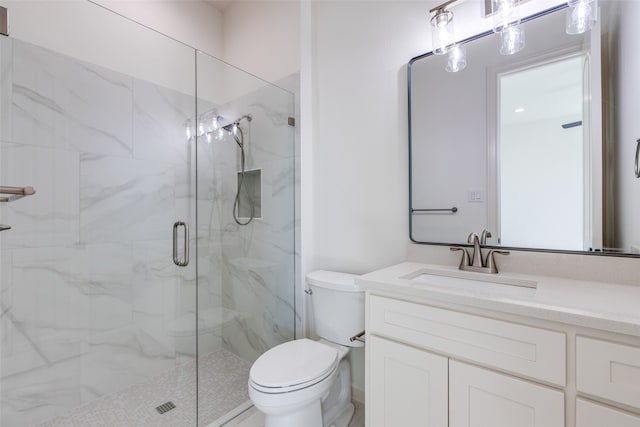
0 186 36 203
411 207 458 213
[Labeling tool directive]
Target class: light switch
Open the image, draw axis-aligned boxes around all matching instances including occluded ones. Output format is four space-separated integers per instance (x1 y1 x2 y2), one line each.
468 190 483 202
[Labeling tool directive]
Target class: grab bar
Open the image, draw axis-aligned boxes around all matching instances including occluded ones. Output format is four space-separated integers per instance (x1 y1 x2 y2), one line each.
411 207 458 213
0 186 36 203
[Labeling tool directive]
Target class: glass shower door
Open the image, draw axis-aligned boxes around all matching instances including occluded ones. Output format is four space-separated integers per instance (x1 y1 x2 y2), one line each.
0 3 198 426
195 51 296 426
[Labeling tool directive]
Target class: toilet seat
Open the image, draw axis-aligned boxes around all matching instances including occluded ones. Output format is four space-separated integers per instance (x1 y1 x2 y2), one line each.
249 339 338 394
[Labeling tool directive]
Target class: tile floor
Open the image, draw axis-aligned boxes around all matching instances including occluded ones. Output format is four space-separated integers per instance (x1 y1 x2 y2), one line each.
34 349 251 427
27 348 365 427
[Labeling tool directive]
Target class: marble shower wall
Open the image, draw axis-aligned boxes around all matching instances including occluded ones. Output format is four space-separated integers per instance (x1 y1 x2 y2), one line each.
196 79 296 364
0 38 200 426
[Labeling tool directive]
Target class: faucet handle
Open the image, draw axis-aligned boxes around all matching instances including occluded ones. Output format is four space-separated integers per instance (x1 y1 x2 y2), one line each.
450 247 470 268
467 232 479 244
486 250 510 274
481 229 492 245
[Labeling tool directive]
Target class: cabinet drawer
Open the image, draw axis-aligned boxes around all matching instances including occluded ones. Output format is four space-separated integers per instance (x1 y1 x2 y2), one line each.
368 295 566 385
449 360 564 427
577 336 640 410
576 399 640 427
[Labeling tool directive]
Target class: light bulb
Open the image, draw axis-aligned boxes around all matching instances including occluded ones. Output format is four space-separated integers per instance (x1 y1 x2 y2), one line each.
185 120 192 140
446 44 467 73
500 25 525 55
566 0 597 34
493 0 520 33
430 9 455 55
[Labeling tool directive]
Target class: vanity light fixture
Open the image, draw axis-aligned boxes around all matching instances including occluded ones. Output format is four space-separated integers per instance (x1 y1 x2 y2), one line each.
446 44 467 73
492 0 525 55
566 0 597 34
185 111 231 143
500 24 525 55
430 0 458 55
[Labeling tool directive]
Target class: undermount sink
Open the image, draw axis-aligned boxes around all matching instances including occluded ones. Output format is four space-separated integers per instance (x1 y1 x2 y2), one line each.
403 267 537 297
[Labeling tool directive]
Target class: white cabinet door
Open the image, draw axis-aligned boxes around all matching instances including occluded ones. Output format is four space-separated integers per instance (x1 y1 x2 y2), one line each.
449 360 564 427
576 399 640 427
368 335 448 427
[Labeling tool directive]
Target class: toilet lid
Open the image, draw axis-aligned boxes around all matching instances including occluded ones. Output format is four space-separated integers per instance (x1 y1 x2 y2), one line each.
250 339 338 389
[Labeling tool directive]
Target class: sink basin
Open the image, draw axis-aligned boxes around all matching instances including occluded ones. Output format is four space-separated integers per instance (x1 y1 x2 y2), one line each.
403 267 537 297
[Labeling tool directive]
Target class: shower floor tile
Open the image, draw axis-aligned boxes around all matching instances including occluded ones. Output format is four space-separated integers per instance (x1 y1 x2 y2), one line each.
34 349 251 427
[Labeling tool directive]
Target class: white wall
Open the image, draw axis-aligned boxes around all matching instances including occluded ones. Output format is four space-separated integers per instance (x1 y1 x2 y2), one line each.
310 1 424 275
0 0 222 94
222 0 300 84
94 0 223 58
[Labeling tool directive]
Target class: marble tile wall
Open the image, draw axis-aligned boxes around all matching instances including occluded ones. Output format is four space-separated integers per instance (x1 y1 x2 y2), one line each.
0 38 199 426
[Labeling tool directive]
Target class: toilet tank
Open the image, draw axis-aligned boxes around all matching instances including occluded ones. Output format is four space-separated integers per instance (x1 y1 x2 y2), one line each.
307 270 365 348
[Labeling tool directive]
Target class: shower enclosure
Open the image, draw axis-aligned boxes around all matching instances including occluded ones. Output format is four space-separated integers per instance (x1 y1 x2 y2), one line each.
0 3 295 426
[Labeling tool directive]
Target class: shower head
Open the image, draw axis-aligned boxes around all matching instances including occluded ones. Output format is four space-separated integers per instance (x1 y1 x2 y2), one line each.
221 114 253 132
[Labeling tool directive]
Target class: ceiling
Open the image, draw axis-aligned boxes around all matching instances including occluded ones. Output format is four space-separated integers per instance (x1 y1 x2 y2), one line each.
204 0 234 12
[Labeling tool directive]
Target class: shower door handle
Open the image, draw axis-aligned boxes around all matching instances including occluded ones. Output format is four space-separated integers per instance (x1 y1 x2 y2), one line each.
173 221 189 267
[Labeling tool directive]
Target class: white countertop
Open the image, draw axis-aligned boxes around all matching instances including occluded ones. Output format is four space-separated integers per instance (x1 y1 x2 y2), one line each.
356 262 640 338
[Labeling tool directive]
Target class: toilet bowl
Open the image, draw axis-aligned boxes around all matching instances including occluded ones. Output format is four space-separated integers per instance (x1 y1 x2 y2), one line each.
248 271 364 427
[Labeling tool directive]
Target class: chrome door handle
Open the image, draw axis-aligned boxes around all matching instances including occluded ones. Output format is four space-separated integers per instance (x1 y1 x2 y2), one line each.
635 139 640 178
173 221 189 267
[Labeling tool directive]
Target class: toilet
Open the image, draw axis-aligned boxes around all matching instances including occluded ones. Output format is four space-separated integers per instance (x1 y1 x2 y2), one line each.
248 270 364 427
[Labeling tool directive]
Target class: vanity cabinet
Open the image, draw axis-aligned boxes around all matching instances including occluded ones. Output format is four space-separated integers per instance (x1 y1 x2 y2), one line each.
365 292 640 427
368 335 448 427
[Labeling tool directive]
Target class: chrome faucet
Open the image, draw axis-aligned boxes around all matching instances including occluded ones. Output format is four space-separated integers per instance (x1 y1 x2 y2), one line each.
468 232 483 268
450 230 509 274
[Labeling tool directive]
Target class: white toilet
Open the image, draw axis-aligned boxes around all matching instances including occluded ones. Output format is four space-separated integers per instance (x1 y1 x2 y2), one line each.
248 270 364 427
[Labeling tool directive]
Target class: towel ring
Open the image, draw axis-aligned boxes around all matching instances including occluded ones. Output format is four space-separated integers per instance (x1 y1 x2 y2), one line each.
636 139 640 178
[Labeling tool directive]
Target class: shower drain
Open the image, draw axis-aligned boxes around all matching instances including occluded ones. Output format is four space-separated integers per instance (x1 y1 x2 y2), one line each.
155 401 177 414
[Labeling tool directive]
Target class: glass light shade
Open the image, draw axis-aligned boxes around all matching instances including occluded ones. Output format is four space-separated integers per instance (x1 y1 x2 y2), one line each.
431 9 455 55
500 24 525 55
493 0 521 33
446 44 467 73
566 0 597 34
185 120 192 140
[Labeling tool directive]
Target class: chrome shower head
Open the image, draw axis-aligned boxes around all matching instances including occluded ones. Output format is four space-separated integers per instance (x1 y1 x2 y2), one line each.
221 114 253 132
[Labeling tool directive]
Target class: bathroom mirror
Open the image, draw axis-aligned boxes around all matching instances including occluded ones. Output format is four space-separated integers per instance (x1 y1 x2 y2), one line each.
409 0 640 256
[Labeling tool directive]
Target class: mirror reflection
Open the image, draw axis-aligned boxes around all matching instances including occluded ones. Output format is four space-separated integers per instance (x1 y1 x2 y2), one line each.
409 0 640 255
